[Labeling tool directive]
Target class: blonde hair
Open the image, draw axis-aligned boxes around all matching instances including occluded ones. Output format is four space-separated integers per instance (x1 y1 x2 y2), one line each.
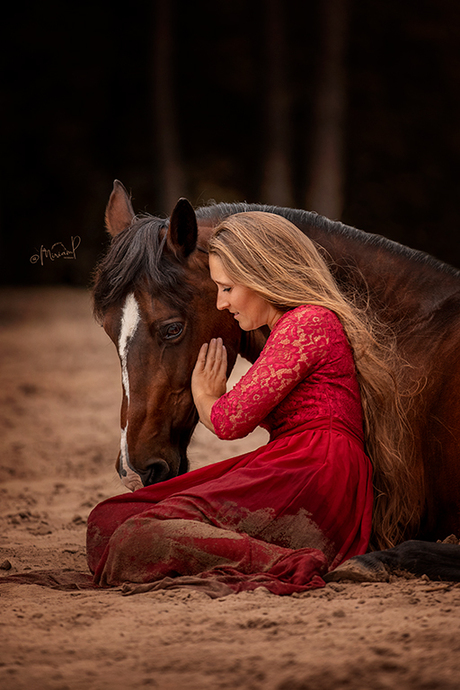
209 211 420 550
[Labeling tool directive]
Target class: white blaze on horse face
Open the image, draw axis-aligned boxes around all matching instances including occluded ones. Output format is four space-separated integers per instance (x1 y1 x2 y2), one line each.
117 293 143 492
118 292 140 405
120 424 143 492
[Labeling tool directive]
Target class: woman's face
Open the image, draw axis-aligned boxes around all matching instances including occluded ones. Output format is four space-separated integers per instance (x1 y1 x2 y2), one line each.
209 255 282 331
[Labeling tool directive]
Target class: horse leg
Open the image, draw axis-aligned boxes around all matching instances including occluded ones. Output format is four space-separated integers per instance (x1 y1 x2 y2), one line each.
324 540 460 583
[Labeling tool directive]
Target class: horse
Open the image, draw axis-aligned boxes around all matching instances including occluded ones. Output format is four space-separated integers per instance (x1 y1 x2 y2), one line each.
92 180 460 580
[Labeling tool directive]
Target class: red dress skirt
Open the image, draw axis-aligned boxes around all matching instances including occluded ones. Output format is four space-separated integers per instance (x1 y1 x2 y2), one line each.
87 418 373 595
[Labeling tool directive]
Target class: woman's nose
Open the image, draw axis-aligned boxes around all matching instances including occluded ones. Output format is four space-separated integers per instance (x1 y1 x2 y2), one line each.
216 292 229 311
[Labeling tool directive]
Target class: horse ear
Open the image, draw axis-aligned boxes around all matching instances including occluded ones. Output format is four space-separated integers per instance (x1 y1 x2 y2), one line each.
105 180 135 237
168 198 198 259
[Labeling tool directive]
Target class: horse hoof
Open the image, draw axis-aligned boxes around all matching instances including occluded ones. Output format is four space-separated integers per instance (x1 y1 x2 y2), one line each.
324 556 390 583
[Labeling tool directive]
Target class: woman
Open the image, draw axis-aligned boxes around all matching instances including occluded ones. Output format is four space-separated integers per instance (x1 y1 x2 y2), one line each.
87 212 411 595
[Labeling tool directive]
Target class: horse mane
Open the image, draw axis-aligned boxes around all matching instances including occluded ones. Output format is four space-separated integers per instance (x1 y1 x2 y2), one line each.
197 202 460 281
92 214 194 322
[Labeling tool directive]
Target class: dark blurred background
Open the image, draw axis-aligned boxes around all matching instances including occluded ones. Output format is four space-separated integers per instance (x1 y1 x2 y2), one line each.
2 0 460 286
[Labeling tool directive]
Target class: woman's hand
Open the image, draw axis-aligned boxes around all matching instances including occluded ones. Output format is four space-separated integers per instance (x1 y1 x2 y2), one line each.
191 338 227 432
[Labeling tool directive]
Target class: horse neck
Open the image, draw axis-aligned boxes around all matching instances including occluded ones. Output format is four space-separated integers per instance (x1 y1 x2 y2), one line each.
239 327 270 363
298 219 460 324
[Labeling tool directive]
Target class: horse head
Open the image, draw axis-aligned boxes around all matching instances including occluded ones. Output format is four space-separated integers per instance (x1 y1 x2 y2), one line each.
94 181 243 489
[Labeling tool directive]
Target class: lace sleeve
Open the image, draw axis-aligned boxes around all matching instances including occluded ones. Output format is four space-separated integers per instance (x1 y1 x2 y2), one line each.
210 306 336 440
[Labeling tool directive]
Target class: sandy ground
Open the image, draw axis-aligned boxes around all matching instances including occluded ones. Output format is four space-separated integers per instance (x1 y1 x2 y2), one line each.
1 286 460 690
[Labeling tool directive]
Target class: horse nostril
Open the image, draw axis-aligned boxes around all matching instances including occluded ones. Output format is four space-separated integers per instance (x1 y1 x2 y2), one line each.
142 459 170 486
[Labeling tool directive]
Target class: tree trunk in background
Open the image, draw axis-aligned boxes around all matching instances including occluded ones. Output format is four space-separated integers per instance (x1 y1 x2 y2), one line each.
151 0 186 213
260 0 294 207
306 0 348 220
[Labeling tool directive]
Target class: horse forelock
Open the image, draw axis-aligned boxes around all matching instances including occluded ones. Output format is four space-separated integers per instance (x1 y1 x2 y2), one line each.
93 214 196 322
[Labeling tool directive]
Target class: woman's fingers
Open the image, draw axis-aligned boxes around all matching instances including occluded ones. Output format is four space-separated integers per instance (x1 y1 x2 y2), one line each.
216 340 227 379
195 342 209 371
210 338 223 373
192 338 227 405
203 338 224 373
206 337 218 369
194 338 227 379
218 340 227 376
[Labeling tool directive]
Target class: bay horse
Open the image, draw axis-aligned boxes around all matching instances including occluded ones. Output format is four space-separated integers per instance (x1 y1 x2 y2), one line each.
92 180 460 580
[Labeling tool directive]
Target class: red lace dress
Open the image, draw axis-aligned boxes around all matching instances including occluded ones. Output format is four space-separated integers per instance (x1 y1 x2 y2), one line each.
86 305 373 595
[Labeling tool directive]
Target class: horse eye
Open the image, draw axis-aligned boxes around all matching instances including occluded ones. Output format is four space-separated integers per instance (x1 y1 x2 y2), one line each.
161 322 184 340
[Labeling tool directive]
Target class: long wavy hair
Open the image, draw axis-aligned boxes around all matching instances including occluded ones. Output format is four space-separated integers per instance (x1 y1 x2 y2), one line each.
209 211 417 550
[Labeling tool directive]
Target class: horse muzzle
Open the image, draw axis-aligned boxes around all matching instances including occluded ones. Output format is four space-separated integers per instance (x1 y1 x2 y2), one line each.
136 457 172 486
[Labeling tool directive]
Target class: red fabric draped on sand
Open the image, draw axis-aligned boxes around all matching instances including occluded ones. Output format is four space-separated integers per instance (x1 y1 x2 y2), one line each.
86 420 373 595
